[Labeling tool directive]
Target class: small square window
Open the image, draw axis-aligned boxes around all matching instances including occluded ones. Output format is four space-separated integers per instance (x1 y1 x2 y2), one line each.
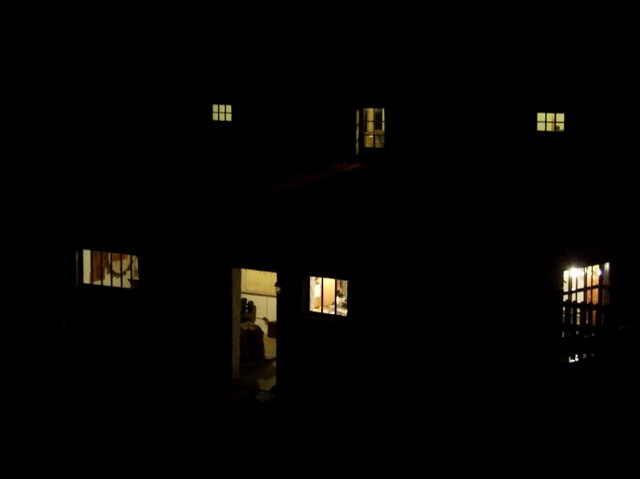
213 104 232 122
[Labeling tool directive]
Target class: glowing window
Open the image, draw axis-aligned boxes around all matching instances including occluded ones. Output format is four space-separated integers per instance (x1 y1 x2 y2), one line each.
537 112 565 132
79 250 139 289
213 104 232 122
309 277 348 317
356 107 385 154
561 262 610 340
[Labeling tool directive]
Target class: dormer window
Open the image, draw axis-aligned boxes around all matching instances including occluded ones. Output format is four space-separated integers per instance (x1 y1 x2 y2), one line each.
356 107 385 155
537 112 564 132
213 104 232 122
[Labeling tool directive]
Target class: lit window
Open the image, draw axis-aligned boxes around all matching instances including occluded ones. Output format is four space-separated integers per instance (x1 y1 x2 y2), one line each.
213 104 232 122
309 277 348 317
79 250 139 289
356 107 385 154
537 112 565 132
561 262 610 361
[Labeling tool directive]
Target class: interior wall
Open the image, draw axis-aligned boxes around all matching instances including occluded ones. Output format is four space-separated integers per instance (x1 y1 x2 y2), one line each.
241 269 277 296
231 268 241 381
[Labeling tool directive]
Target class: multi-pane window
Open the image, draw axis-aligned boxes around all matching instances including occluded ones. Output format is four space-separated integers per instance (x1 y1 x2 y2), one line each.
537 112 565 132
561 262 610 363
309 277 348 317
213 104 232 122
79 249 140 289
356 107 385 154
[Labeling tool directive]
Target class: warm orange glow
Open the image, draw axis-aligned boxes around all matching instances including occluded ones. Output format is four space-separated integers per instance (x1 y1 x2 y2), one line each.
81 249 139 288
309 276 349 316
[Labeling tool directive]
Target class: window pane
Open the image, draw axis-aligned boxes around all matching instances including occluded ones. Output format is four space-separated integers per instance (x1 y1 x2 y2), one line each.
577 291 584 303
322 277 336 314
537 122 545 131
365 120 375 134
219 104 226 114
591 287 599 305
213 104 219 113
546 113 555 122
603 262 610 286
577 271 584 290
556 123 565 131
586 266 593 287
83 249 92 284
227 105 232 113
310 277 322 313
364 108 374 122
336 280 348 316
226 112 232 121
537 112 545 122
111 253 123 288
213 113 219 121
563 270 569 292
364 135 374 148
556 113 565 122
375 135 385 148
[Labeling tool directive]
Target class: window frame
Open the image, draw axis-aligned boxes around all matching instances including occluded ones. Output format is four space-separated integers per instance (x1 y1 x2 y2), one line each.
356 107 385 154
77 249 140 289
308 276 349 318
212 104 233 122
537 112 565 132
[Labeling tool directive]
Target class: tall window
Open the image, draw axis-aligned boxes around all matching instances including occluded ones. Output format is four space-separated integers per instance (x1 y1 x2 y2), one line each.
213 104 232 122
79 250 140 289
309 277 348 317
561 262 610 363
356 107 385 154
537 112 564 132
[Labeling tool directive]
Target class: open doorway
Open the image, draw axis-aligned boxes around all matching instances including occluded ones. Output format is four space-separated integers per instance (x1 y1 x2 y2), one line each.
232 268 277 392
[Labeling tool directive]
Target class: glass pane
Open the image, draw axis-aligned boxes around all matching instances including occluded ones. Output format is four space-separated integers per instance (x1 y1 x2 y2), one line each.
227 105 232 113
365 120 375 134
556 113 565 122
563 294 568 302
603 262 610 286
131 254 140 283
537 122 545 131
586 289 591 303
213 104 219 113
537 112 545 122
219 104 226 114
336 279 348 316
375 135 385 148
364 135 374 148
364 108 374 122
226 112 232 121
591 287 599 305
321 277 336 314
310 277 322 313
110 253 123 288
577 270 584 290
563 270 569 292
83 249 92 284
213 113 219 121
546 123 554 132
577 291 584 303
546 113 555 122
556 123 565 132
586 266 593 287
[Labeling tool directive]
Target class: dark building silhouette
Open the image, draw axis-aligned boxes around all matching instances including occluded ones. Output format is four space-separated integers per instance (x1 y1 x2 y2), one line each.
8 5 640 475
